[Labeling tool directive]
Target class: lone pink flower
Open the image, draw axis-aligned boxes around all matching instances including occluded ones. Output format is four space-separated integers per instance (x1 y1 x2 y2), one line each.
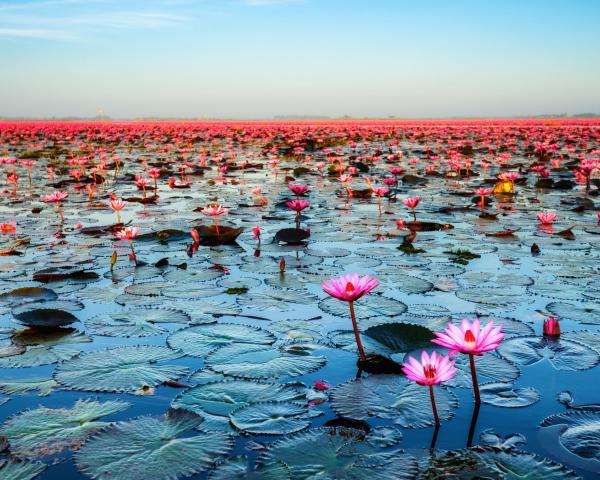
402 351 457 425
286 199 310 229
432 319 504 403
0 218 16 235
536 212 557 225
403 196 421 221
44 191 69 223
201 204 228 238
473 188 493 211
288 184 309 196
110 198 126 224
115 226 139 264
322 273 379 361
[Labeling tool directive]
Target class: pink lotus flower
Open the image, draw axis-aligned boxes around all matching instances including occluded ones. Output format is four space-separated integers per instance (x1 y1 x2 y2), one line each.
322 273 378 302
536 212 557 225
252 224 261 241
288 184 309 196
402 351 457 426
250 186 262 195
43 191 69 203
403 350 457 387
115 227 139 264
432 319 504 404
190 228 200 244
403 196 421 221
322 273 379 362
543 317 560 337
396 218 406 229
433 319 504 356
110 198 126 223
474 187 493 211
313 380 332 391
201 204 229 216
286 199 310 228
114 226 139 241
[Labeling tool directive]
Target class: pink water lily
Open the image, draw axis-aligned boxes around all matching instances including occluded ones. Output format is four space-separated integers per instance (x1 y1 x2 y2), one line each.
288 184 309 196
322 273 379 362
110 198 126 224
536 211 557 225
114 226 139 264
543 317 560 337
402 351 457 426
44 190 69 222
201 204 228 238
286 199 310 228
403 196 421 221
432 319 504 403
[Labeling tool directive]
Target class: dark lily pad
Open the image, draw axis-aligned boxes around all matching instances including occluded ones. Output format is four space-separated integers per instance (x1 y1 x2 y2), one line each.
13 308 78 328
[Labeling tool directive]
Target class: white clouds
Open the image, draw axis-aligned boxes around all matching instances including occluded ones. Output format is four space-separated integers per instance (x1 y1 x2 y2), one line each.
238 0 302 6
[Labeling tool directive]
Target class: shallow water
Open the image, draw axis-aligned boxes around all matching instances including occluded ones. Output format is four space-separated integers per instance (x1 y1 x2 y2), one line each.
0 121 599 479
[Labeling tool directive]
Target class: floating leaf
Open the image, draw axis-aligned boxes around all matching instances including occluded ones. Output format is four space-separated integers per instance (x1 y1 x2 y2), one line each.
479 382 540 407
546 302 600 325
230 402 311 435
54 346 188 392
13 308 78 328
0 345 80 368
167 324 275 358
540 411 600 461
84 307 190 337
364 322 435 353
456 287 525 306
172 380 305 433
331 374 457 428
2 399 129 456
0 287 57 306
75 410 233 480
208 455 290 480
498 336 599 371
446 353 520 388
419 447 580 479
0 378 58 396
256 427 418 479
0 459 47 480
206 344 326 379
365 426 403 448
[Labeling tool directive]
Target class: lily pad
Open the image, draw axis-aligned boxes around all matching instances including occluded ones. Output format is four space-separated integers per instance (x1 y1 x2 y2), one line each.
75 410 233 480
13 308 78 328
84 307 191 337
206 344 326 379
230 401 311 435
0 460 47 480
2 399 129 456
479 382 540 407
209 455 290 480
319 295 407 320
172 380 306 432
0 378 58 396
540 411 600 461
331 374 457 428
54 345 188 392
498 336 599 371
546 302 600 325
167 323 275 358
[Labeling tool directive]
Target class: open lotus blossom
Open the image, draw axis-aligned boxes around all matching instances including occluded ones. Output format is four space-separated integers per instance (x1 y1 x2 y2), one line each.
402 351 457 425
147 167 161 192
432 319 504 404
109 198 126 224
322 273 379 361
286 199 310 228
536 211 557 225
473 187 493 211
0 218 16 235
403 196 421 221
44 190 69 222
543 317 561 337
288 184 309 196
115 226 139 264
372 187 389 215
201 204 228 238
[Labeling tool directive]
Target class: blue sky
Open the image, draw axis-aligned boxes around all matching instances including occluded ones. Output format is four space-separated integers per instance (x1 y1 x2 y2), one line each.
1 0 599 118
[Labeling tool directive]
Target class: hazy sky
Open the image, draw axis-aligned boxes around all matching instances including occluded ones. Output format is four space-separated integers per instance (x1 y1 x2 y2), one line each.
1 0 599 118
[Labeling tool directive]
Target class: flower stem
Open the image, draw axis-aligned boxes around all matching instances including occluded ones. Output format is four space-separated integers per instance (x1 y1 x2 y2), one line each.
469 353 481 404
429 384 440 426
348 301 366 361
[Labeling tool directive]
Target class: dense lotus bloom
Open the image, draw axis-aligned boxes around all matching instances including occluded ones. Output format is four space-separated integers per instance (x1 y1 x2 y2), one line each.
322 273 379 361
432 319 504 404
536 212 557 225
250 186 262 195
389 167 405 176
402 351 457 426
403 196 421 221
543 317 561 337
115 227 139 264
288 184 309 196
0 218 16 235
